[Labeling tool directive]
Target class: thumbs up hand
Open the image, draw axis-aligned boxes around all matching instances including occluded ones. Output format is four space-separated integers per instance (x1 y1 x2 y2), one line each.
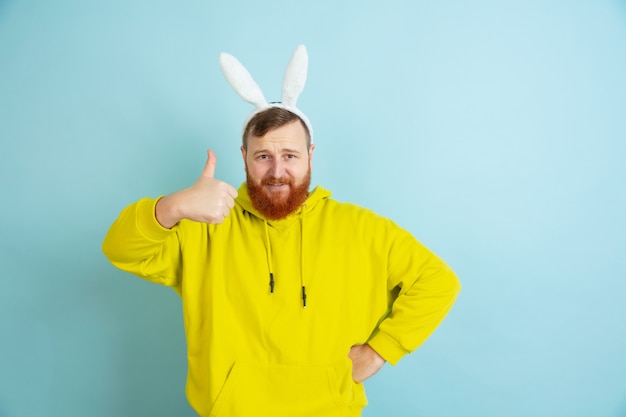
155 150 238 229
200 148 220 178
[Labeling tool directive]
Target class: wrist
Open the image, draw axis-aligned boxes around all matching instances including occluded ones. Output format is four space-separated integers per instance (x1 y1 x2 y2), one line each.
155 195 181 229
366 344 385 366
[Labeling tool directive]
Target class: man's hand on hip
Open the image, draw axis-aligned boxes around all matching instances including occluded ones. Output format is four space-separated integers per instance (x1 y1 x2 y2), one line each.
348 344 385 383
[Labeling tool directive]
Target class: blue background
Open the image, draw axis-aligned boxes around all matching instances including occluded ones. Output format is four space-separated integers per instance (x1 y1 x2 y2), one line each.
1 1 625 416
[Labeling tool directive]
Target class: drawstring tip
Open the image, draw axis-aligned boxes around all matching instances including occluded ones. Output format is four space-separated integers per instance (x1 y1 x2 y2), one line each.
301 286 307 308
269 273 275 294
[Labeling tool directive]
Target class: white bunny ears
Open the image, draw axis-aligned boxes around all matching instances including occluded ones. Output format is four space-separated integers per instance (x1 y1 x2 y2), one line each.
219 45 314 143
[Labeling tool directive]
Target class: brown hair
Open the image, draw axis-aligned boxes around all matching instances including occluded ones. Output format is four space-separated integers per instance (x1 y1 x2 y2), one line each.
242 107 311 149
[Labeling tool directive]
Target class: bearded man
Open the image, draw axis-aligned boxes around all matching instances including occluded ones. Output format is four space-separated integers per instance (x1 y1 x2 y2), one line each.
102 47 460 417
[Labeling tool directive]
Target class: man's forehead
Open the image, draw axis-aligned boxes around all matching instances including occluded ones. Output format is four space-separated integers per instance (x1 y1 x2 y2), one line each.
248 128 308 151
249 142 307 156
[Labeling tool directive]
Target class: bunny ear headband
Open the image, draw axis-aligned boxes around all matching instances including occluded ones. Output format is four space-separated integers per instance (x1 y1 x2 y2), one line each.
219 45 314 143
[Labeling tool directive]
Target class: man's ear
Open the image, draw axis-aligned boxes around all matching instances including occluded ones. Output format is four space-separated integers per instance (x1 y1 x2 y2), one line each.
308 144 315 167
240 146 247 171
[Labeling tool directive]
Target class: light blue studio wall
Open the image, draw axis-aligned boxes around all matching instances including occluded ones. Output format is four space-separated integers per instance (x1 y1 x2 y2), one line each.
1 1 625 416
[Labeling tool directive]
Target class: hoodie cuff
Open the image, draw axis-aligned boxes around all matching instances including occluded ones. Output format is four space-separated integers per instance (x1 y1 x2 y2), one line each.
136 197 176 241
367 331 409 366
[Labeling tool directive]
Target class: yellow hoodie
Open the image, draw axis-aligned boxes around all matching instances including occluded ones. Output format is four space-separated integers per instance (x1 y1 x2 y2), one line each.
102 184 460 417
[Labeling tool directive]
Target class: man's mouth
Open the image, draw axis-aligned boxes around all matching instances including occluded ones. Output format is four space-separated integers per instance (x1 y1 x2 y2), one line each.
265 183 289 190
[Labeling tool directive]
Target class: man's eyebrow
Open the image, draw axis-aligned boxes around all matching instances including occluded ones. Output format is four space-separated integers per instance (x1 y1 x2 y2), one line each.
253 148 302 156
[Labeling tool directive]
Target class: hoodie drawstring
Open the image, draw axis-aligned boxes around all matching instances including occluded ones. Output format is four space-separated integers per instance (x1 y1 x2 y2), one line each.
300 206 307 308
263 220 275 294
262 209 308 308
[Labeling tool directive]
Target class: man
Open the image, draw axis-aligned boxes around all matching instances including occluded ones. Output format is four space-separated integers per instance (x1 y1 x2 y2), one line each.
103 46 460 417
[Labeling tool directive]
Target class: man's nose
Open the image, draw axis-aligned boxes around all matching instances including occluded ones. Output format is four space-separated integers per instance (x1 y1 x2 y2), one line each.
270 160 284 177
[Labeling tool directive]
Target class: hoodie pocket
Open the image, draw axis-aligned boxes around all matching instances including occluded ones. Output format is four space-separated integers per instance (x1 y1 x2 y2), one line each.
209 362 355 417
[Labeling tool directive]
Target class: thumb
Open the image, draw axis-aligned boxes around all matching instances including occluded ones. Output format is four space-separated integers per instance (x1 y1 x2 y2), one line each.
201 150 216 178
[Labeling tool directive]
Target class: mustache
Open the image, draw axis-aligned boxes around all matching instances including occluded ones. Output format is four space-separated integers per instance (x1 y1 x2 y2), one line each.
261 177 293 185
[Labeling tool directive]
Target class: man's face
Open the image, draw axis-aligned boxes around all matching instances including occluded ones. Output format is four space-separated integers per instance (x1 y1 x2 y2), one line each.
241 120 314 220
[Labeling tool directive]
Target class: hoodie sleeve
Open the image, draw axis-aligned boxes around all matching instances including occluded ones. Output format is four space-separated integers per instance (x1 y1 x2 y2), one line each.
102 198 183 290
367 226 461 365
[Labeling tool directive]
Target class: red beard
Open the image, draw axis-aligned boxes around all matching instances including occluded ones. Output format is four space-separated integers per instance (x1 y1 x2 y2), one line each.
246 170 311 220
